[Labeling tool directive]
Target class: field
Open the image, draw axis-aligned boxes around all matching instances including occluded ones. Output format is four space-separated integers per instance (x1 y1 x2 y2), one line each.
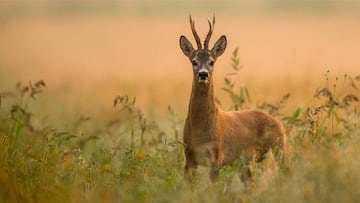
1 1 360 202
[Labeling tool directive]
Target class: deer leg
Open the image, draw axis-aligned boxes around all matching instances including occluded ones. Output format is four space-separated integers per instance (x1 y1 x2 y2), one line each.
184 163 198 182
210 146 221 182
238 154 254 184
239 165 252 183
184 148 198 182
210 165 220 182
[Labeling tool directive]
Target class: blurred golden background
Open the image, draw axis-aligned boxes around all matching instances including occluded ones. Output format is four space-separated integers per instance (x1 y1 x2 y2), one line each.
1 1 359 118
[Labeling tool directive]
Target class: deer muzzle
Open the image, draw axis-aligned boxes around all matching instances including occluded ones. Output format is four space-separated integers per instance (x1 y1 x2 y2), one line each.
198 71 209 83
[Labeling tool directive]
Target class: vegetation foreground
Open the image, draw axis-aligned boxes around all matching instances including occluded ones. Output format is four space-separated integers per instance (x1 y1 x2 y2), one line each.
1 53 360 202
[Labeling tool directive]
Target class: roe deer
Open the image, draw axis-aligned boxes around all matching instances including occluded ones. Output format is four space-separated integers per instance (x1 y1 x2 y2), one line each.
179 15 286 182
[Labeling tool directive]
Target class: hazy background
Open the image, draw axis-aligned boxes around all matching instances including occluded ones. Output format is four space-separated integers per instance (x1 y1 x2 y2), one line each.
1 0 360 119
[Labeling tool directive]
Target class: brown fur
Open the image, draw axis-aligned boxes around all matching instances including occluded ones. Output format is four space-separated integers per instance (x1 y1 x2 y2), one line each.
180 16 286 182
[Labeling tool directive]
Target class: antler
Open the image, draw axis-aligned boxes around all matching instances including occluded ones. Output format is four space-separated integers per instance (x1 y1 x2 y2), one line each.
189 15 202 50
204 15 215 50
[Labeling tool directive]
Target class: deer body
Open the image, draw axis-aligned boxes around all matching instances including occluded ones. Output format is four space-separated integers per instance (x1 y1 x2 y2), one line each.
180 16 286 182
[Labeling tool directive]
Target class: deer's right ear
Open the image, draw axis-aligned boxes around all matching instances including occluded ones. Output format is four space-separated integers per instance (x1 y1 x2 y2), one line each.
180 36 194 57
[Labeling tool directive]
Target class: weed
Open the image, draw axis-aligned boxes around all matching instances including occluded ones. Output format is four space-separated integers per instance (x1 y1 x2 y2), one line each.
1 52 360 202
221 47 251 110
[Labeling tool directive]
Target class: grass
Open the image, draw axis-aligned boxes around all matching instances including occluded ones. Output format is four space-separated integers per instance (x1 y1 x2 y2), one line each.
1 49 360 202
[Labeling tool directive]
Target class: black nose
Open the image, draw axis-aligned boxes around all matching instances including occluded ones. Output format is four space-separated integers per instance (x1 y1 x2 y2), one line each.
198 71 209 79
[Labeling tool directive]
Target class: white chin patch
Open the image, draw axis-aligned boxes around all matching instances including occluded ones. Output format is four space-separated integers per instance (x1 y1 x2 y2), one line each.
198 78 209 84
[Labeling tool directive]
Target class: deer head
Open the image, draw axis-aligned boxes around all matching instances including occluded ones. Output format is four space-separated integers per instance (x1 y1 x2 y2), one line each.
179 15 227 84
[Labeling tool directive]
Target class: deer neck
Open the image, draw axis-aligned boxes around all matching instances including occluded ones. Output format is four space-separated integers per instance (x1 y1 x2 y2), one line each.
188 79 218 128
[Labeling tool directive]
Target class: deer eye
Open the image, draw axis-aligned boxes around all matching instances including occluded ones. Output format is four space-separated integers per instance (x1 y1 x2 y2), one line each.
191 60 198 66
209 60 214 66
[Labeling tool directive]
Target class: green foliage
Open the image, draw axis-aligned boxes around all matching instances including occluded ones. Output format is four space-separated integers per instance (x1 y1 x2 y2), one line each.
290 71 360 145
1 56 360 202
221 47 251 110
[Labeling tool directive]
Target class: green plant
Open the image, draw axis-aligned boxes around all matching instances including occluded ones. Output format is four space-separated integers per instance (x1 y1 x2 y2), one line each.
221 47 251 110
1 54 360 202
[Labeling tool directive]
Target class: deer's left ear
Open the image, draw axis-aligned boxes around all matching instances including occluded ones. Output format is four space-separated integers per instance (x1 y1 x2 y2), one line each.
211 35 227 58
